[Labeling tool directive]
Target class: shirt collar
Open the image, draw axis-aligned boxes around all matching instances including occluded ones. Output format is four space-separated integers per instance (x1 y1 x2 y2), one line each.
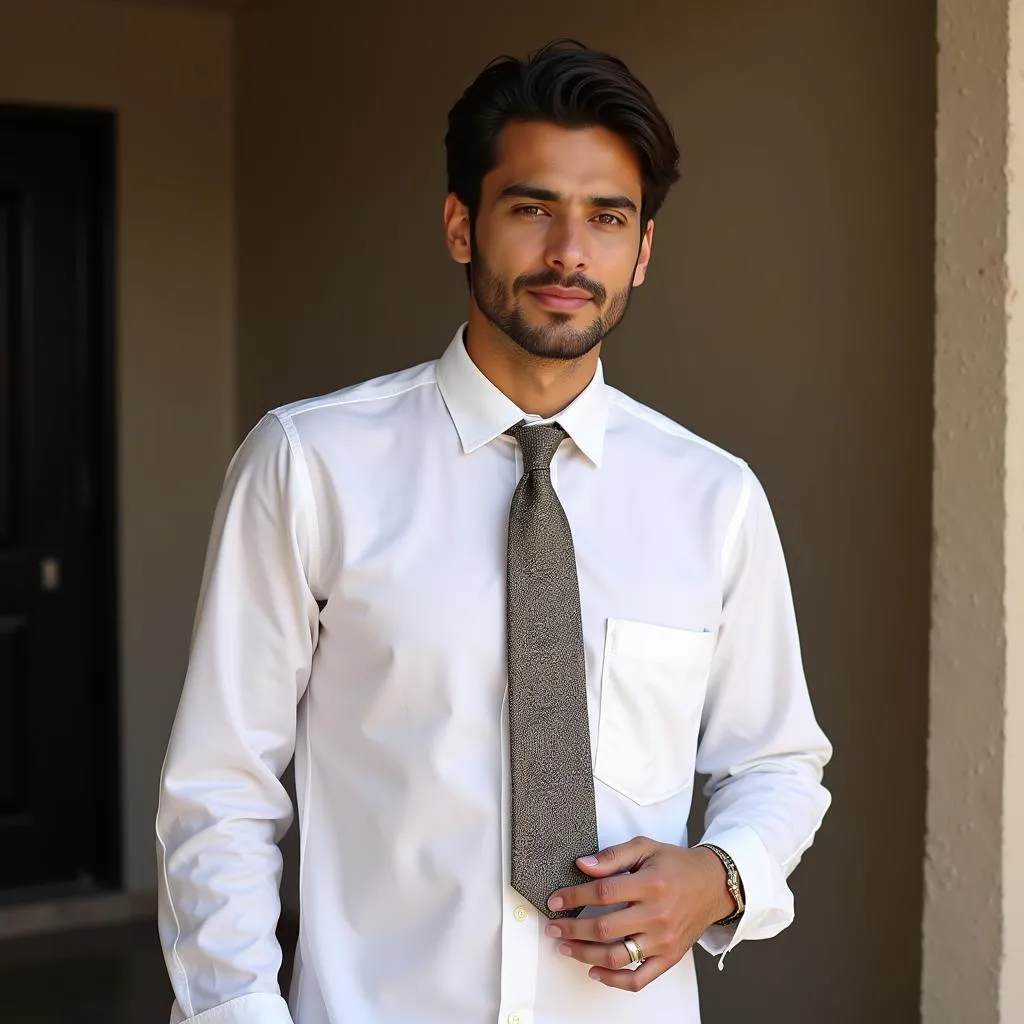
435 324 611 466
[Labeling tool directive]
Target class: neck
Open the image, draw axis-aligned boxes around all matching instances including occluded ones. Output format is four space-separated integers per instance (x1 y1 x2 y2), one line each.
463 309 601 418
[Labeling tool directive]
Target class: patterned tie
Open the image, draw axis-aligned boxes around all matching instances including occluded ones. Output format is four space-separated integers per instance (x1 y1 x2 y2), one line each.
505 421 599 919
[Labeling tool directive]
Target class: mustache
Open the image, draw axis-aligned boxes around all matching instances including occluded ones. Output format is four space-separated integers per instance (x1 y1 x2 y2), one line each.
512 269 607 305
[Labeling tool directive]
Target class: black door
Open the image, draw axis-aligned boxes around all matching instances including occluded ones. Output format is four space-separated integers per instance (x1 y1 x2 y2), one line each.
0 108 118 898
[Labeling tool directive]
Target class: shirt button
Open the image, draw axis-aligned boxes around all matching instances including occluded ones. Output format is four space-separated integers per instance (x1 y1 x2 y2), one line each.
513 905 529 923
508 1015 523 1024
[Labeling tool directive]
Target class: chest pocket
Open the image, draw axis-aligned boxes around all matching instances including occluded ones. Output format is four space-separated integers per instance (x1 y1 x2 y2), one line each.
593 618 715 806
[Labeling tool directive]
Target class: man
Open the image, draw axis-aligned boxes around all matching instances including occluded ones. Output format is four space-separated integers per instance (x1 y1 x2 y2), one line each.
157 41 832 1024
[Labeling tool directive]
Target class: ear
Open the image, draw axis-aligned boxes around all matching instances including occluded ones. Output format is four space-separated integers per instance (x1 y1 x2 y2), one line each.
632 219 655 287
444 193 472 265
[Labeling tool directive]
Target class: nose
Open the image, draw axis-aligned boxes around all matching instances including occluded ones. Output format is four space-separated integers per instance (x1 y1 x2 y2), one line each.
543 216 589 275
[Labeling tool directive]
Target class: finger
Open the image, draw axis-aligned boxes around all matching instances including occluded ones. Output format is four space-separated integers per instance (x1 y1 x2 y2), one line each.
546 906 647 944
548 869 648 913
588 954 674 993
556 934 651 970
574 836 657 878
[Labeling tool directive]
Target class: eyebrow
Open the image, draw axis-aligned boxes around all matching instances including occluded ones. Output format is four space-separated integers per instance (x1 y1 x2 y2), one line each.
499 183 639 215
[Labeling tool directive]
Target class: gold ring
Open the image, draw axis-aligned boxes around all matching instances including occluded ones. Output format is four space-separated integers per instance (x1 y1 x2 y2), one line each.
622 936 645 967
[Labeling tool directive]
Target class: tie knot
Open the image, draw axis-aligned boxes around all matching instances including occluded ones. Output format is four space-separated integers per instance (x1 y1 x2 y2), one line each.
508 421 568 472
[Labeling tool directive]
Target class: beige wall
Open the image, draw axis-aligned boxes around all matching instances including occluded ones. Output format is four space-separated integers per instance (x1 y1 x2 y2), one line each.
237 1 934 1021
1007 3 1024 1013
928 0 1024 1021
0 0 236 892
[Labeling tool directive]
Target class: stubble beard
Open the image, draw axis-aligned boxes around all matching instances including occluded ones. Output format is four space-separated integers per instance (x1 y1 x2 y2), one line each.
470 251 634 362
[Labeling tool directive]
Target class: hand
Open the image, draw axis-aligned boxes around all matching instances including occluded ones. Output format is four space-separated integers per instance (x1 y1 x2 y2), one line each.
543 837 737 992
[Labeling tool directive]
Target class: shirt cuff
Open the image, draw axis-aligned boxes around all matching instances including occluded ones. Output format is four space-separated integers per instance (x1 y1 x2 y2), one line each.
694 823 795 967
171 993 293 1024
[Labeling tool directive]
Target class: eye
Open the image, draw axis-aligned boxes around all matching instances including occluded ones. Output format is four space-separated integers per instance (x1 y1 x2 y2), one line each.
593 213 626 226
513 205 548 218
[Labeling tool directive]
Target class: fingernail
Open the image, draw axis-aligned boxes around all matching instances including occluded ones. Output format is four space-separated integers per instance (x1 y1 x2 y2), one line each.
546 924 561 938
578 855 598 866
548 896 564 911
589 968 600 980
559 943 573 957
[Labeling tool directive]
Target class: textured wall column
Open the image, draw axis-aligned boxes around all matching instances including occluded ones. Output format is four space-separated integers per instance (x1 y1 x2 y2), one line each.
927 1 1023 1020
1002 4 1024 1020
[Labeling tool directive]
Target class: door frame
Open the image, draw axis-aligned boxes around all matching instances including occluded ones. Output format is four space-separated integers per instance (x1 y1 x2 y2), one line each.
0 104 120 894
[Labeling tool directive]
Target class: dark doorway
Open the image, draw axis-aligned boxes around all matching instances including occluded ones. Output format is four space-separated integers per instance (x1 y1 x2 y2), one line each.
0 107 118 899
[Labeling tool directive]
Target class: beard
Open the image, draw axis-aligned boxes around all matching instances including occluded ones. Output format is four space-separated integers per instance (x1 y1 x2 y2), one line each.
470 248 635 361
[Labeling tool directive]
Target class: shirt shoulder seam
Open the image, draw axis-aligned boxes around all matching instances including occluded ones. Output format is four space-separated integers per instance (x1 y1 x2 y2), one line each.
268 410 323 591
274 372 438 422
720 462 753 577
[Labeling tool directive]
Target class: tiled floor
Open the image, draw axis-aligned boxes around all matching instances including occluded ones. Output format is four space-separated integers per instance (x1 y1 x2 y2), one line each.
0 918 298 1023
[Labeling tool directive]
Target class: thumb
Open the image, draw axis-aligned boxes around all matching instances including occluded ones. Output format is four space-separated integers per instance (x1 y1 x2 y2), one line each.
576 836 657 876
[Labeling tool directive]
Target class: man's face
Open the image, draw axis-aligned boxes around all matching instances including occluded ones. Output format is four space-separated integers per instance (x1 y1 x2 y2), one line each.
451 121 654 361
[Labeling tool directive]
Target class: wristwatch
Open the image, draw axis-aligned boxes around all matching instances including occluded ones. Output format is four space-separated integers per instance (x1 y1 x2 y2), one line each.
697 843 746 926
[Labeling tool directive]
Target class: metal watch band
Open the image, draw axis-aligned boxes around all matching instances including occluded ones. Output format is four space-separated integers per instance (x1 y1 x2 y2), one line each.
698 843 746 926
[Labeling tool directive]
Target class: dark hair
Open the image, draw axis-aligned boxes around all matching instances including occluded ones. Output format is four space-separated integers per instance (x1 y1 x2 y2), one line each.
446 40 680 229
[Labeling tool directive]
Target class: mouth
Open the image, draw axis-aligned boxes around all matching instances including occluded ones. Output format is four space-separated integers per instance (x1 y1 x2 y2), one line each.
526 287 594 313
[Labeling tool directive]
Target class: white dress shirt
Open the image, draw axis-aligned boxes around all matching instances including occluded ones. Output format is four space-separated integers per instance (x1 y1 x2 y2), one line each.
156 326 832 1024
